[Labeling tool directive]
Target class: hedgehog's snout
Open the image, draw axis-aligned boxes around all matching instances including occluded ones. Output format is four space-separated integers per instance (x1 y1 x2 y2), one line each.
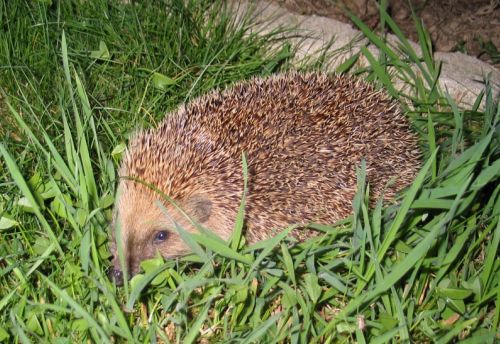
108 238 125 285
108 267 124 286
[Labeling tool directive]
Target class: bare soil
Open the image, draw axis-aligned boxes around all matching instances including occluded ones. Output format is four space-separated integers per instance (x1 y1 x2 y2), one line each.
273 0 500 67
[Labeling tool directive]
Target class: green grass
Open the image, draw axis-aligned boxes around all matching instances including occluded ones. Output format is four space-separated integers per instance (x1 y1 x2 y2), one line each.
0 0 499 342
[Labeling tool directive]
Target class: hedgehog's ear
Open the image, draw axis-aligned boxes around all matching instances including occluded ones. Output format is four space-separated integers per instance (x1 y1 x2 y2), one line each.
184 194 212 224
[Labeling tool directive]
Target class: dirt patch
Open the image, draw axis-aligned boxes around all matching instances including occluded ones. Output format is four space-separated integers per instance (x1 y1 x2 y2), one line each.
273 0 500 67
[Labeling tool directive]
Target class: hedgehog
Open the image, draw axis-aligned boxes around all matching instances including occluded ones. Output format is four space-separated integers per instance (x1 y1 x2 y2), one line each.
109 71 420 283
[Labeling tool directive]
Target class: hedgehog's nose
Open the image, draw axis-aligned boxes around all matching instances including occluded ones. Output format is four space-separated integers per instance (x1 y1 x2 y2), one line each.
109 268 124 286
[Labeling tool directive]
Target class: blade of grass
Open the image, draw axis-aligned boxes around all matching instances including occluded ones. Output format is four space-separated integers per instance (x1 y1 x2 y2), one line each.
321 174 473 337
0 143 63 255
435 319 478 344
230 153 248 251
6 101 78 193
355 149 437 295
360 46 397 98
41 274 111 343
245 225 295 282
125 263 170 312
73 72 99 205
183 298 213 344
9 310 32 344
241 313 281 344
480 216 500 289
427 113 437 181
156 201 210 263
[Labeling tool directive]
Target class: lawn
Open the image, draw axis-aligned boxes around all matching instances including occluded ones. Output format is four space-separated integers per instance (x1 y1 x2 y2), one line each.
0 0 498 343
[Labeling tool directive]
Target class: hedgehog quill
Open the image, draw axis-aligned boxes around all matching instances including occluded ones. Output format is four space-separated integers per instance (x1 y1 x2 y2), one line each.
110 72 420 283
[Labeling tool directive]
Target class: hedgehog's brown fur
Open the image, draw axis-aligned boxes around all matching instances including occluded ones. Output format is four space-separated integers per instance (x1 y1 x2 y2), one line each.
111 72 420 278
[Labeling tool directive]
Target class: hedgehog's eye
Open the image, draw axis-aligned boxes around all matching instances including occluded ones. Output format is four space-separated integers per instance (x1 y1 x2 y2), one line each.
153 230 169 244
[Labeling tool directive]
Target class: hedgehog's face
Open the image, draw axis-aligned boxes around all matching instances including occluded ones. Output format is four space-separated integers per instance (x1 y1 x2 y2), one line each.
109 180 213 285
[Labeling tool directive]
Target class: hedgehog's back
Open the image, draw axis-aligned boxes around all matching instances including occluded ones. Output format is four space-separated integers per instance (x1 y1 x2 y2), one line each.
123 72 421 243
